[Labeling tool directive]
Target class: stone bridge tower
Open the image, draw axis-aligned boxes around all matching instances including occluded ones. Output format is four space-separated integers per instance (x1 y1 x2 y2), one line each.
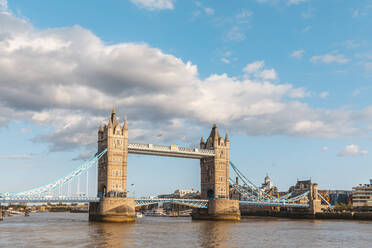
89 109 135 223
200 124 230 199
193 124 240 221
97 108 128 198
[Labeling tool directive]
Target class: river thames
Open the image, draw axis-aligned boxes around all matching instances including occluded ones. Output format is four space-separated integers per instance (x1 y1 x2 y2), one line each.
1 213 372 247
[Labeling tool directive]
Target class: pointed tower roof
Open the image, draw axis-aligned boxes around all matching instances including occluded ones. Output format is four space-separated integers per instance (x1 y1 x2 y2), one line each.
99 120 103 132
225 132 229 142
123 115 128 130
110 107 119 127
209 123 220 140
200 137 205 143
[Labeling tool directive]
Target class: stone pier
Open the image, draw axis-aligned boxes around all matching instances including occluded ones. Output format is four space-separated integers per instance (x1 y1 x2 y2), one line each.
192 199 240 221
89 197 135 223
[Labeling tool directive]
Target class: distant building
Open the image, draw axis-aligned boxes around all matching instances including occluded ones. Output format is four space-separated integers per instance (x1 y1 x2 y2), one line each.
288 179 312 205
289 179 312 194
328 190 352 205
158 189 200 199
261 175 273 191
352 180 372 211
261 174 278 195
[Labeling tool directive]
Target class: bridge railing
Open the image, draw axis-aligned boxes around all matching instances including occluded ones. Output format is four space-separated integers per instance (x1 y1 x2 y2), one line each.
128 143 214 156
0 196 100 203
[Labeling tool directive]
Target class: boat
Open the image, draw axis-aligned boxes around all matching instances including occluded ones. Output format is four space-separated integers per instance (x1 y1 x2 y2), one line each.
144 208 167 217
135 212 143 218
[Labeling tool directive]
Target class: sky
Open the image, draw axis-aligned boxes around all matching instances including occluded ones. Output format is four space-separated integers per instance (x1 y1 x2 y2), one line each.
0 0 372 197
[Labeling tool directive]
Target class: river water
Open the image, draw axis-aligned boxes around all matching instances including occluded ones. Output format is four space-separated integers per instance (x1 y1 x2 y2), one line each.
1 213 372 247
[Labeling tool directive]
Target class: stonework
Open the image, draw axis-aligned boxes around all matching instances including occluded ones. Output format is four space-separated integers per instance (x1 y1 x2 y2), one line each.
97 108 128 197
89 198 135 223
89 109 134 223
200 124 230 200
192 199 241 221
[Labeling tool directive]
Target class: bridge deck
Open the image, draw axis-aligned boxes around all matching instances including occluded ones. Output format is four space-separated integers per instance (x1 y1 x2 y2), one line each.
128 143 214 159
0 197 100 204
0 197 310 209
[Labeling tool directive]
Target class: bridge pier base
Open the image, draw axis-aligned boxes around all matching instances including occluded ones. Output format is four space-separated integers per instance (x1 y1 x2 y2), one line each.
192 199 240 221
89 197 135 223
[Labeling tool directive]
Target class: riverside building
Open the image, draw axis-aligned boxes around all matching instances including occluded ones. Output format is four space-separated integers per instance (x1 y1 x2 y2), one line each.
352 180 372 211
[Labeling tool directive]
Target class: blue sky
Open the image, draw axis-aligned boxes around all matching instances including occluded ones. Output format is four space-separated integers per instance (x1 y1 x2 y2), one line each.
0 0 372 197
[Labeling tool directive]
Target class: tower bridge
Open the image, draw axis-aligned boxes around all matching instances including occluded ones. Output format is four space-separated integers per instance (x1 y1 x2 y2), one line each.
1 109 327 222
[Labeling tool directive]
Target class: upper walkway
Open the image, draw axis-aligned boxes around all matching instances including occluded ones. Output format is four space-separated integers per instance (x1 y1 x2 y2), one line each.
128 143 214 159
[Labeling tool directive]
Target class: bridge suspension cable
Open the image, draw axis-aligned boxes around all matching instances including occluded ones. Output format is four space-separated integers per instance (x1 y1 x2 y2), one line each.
230 161 279 201
12 149 107 197
229 161 312 205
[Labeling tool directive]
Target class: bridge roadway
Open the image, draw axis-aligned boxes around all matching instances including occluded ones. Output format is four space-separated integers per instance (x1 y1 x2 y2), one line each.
0 197 309 208
128 143 214 159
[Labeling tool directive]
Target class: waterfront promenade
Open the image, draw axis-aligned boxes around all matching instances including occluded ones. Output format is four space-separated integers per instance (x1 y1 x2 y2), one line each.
1 212 372 248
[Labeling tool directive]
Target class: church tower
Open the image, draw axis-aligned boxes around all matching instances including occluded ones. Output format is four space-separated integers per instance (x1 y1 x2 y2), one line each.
200 124 230 199
97 108 128 198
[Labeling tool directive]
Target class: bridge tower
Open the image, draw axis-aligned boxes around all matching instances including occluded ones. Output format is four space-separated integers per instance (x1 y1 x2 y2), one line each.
200 124 230 199
193 124 240 221
97 108 128 197
89 109 135 223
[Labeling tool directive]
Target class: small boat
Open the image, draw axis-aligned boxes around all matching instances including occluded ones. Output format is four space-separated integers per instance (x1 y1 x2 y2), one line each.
10 211 23 216
135 212 143 218
144 208 167 217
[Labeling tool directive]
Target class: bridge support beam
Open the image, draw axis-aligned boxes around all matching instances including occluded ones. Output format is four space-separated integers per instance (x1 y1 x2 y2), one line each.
192 199 240 221
89 197 135 223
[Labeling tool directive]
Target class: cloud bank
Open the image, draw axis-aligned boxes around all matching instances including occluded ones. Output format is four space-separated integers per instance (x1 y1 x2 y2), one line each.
0 11 371 153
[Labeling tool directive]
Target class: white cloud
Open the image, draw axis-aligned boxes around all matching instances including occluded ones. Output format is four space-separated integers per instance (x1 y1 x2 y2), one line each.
73 151 95 161
353 88 361 97
319 91 329 99
130 0 175 10
20 127 32 134
243 61 277 81
322 146 329 151
226 26 246 41
338 144 368 157
204 7 214 15
193 2 214 17
302 25 311 32
243 61 264 74
236 9 253 23
260 69 277 80
1 12 372 152
310 53 349 64
221 57 230 64
290 50 304 59
288 88 310 98
288 0 307 5
256 0 308 5
364 62 372 72
0 0 7 12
